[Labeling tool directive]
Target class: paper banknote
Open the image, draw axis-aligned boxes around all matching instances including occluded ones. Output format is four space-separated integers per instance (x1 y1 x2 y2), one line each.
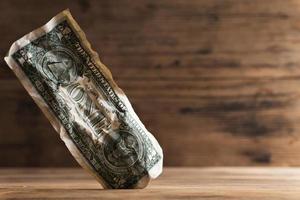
4 9 163 189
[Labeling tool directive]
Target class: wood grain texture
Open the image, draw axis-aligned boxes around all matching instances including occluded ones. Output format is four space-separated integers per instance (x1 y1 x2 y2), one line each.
1 167 300 199
2 0 300 166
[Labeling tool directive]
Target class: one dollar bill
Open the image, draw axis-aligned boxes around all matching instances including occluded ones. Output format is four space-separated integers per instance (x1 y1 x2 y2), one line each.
4 9 163 189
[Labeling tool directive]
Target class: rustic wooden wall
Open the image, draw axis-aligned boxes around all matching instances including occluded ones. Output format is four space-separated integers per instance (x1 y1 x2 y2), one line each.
1 0 300 166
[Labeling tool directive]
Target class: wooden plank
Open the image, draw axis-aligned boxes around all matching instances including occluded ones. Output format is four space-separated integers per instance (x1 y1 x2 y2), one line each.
2 77 300 166
1 167 300 199
2 0 300 166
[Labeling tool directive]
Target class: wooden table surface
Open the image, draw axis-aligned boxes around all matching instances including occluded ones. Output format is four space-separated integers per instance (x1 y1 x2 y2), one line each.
1 167 300 200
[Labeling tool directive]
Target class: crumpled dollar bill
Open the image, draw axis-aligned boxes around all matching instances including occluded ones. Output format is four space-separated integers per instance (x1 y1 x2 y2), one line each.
4 9 163 189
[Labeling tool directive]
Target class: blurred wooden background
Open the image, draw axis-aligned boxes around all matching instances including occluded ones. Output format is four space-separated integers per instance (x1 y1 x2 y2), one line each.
2 0 300 167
